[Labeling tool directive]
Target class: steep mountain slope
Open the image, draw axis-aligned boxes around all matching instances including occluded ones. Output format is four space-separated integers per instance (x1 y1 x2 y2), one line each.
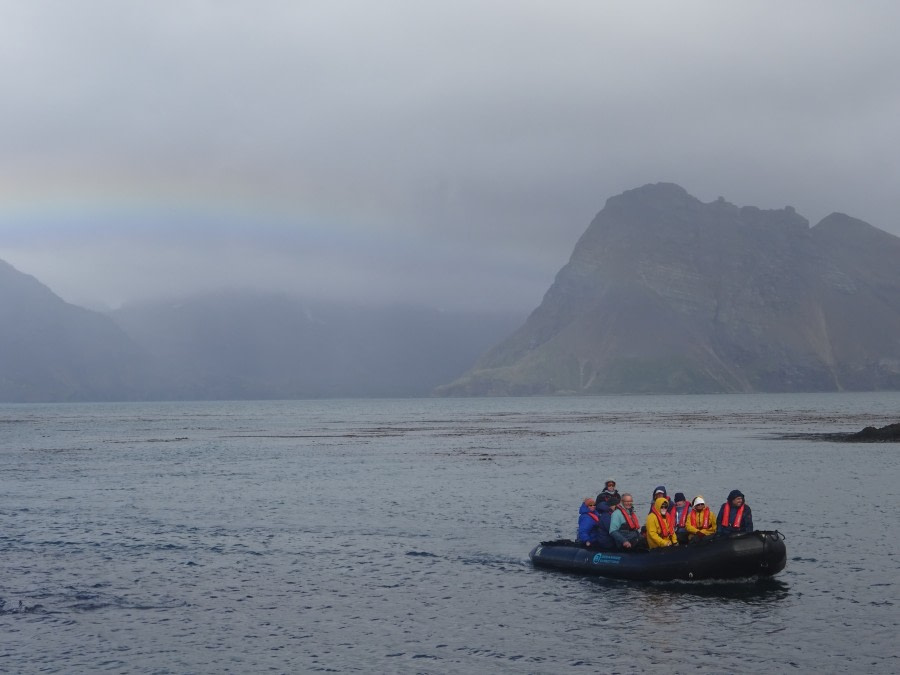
440 183 900 394
0 259 150 401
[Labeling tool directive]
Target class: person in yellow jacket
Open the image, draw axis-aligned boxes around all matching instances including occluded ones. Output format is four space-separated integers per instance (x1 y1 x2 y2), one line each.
684 495 717 540
645 496 678 548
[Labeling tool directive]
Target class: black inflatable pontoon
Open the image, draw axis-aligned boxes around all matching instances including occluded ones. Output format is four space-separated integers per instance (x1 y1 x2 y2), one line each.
529 531 786 581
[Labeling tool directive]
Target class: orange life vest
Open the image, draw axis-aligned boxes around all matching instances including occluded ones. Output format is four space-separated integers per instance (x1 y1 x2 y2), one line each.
721 502 745 529
650 507 673 538
617 506 641 531
654 496 676 528
586 511 599 523
675 505 690 528
688 508 711 530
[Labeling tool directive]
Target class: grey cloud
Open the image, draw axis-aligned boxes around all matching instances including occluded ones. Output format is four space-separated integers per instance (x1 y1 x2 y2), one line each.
1 1 898 311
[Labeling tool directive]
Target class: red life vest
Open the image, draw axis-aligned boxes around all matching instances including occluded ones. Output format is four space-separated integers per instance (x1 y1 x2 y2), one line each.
617 506 641 531
721 502 745 529
688 508 711 530
586 511 599 523
654 496 676 528
650 507 673 538
675 505 690 528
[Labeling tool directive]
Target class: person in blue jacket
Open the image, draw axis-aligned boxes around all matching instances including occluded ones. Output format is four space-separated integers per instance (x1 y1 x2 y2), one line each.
717 489 754 534
578 497 615 549
576 498 614 548
577 498 600 545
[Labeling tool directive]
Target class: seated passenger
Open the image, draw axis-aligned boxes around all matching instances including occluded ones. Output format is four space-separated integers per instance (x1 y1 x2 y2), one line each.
685 495 717 540
577 498 600 547
646 497 678 548
716 489 754 535
672 492 691 544
592 502 616 550
596 479 620 506
609 493 643 550
649 485 674 529
649 485 671 512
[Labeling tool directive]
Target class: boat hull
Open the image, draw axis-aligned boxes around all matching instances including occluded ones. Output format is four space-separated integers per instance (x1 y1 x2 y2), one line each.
529 531 786 581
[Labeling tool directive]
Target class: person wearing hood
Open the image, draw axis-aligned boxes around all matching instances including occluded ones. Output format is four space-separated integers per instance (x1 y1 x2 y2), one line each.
717 489 753 535
649 486 671 513
596 479 620 506
577 498 601 547
685 495 717 540
645 497 678 548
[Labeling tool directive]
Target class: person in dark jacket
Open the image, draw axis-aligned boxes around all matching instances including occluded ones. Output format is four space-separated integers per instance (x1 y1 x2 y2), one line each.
648 485 671 513
596 479 620 506
671 492 691 544
716 489 753 535
593 502 616 550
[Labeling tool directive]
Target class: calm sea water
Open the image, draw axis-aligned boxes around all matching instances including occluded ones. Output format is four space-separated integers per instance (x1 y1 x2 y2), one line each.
1 393 898 674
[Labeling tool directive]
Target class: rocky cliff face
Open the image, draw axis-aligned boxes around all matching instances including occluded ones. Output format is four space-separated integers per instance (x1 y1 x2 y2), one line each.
439 183 900 395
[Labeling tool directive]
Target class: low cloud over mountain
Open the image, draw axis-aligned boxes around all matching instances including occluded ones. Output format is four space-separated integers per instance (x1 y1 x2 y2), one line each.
3 183 899 401
0 260 520 401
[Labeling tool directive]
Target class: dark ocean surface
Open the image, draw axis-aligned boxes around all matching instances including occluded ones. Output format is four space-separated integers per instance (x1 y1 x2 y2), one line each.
1 393 898 674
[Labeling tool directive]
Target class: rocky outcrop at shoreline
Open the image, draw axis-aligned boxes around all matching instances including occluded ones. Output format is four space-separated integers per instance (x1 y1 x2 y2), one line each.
845 422 900 442
773 421 900 442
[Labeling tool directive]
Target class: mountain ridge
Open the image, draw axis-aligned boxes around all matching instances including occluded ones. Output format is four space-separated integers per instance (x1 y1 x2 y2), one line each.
439 183 900 395
0 259 152 401
0 259 522 401
3 182 898 400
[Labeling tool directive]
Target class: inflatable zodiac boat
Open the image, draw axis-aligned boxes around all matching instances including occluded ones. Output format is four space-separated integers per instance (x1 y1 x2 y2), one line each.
529 531 786 581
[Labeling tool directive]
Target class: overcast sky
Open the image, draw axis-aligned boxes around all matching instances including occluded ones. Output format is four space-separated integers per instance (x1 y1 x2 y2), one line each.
0 1 897 312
